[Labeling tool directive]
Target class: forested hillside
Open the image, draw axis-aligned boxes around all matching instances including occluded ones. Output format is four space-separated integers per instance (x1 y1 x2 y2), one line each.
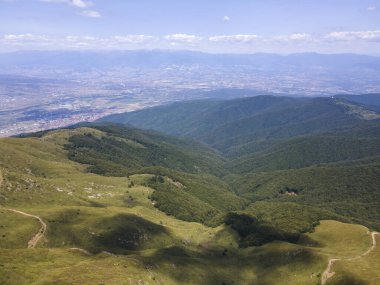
98 94 380 235
99 95 380 155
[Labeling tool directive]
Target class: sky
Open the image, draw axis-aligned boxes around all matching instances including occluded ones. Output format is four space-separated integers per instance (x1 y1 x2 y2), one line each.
0 0 379 54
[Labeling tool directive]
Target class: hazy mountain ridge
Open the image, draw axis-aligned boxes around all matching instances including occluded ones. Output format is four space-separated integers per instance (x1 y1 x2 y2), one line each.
2 50 380 70
99 95 380 154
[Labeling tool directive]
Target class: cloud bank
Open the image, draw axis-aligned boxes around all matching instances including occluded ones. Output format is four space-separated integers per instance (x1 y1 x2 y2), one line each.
1 30 380 52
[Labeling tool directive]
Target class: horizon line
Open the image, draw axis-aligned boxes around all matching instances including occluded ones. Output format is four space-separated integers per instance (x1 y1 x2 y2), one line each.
1 49 380 57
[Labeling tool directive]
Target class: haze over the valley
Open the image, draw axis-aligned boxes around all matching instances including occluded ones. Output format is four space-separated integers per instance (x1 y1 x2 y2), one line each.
0 51 380 136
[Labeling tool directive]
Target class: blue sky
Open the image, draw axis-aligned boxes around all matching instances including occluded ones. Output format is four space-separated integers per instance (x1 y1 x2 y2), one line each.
0 0 379 54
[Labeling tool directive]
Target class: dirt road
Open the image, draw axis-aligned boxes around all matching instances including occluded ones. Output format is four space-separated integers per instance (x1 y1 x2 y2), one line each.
6 209 47 248
0 169 3 188
321 231 379 285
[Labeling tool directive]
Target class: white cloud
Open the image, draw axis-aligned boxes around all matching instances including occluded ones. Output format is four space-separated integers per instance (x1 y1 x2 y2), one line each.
65 35 95 42
79 10 101 18
2 31 380 52
39 0 92 8
288 33 312 41
1 34 162 50
272 33 313 42
367 6 376 11
223 16 230 21
326 31 380 41
165 34 203 44
114 35 157 44
63 35 111 48
71 0 91 8
3 33 49 42
40 0 100 18
209 34 259 43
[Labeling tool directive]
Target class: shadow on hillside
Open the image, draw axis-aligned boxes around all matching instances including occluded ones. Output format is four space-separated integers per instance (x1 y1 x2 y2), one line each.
46 210 174 253
330 272 369 285
297 235 322 247
94 214 174 252
138 243 322 285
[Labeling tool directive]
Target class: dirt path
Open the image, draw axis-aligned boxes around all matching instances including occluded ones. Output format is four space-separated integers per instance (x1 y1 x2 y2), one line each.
0 169 3 188
69 247 92 256
5 209 47 248
1 168 46 248
321 231 379 285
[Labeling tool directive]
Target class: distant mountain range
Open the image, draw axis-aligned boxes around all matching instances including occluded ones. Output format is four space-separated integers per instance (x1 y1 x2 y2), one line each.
1 50 380 70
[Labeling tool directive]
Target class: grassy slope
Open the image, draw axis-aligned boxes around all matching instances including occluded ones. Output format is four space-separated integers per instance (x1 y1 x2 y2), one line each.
328 234 380 285
0 214 375 285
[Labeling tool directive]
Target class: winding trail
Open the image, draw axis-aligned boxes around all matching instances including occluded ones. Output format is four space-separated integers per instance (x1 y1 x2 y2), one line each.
321 231 379 285
0 170 46 248
0 169 3 189
5 208 47 248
